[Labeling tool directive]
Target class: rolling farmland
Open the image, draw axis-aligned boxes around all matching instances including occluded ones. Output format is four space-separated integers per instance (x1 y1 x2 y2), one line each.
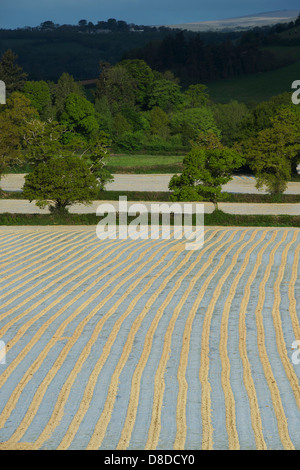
0 226 299 450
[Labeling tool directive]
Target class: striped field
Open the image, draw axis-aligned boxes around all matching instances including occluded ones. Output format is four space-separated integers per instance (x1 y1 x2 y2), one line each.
0 226 299 450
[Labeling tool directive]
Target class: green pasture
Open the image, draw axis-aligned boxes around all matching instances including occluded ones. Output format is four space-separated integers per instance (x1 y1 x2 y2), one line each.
106 154 184 173
208 59 300 103
0 211 299 227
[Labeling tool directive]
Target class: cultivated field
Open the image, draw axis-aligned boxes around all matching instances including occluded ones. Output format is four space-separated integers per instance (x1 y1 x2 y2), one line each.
0 226 299 450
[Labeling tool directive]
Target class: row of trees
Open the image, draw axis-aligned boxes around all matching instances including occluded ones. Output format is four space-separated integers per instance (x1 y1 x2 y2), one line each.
17 18 163 33
0 23 183 81
0 51 114 213
0 49 300 212
124 32 280 84
2 15 299 84
169 103 300 208
124 16 300 85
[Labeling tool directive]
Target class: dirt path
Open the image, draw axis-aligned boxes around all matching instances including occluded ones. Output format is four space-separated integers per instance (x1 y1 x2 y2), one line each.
2 173 300 194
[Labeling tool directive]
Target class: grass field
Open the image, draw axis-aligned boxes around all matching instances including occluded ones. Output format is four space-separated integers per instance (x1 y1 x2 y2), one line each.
3 189 300 204
106 154 184 174
107 155 184 167
0 226 299 449
5 156 185 175
262 45 300 63
208 59 300 103
0 212 300 227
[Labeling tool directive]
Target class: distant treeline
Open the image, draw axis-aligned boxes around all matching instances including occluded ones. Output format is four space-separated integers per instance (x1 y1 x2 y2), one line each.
124 33 276 84
0 15 299 84
124 16 300 85
0 18 280 83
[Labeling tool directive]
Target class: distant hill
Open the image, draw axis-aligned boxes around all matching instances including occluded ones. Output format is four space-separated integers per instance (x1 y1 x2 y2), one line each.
165 9 300 32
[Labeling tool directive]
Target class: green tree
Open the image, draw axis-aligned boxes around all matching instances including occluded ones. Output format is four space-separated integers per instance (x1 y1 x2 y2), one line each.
271 106 300 175
237 92 291 141
23 119 113 189
237 107 300 194
40 21 56 30
191 130 224 150
23 80 54 120
0 49 28 94
212 100 250 146
78 19 88 28
94 96 114 134
148 78 183 112
95 64 136 114
60 93 99 140
242 130 291 194
169 147 244 209
120 105 149 132
113 113 132 136
23 156 100 215
149 106 169 139
119 59 155 109
238 132 297 195
171 107 220 146
0 92 37 184
55 72 85 116
23 119 78 166
183 84 209 108
85 133 114 189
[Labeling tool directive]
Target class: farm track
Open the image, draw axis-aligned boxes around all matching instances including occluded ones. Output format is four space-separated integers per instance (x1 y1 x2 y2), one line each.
0 226 299 450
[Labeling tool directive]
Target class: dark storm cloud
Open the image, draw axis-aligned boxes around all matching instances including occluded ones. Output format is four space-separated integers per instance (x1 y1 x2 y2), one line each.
0 0 299 28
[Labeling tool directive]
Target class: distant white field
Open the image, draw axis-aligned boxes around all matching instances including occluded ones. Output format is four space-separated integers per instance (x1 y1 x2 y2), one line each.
165 9 299 31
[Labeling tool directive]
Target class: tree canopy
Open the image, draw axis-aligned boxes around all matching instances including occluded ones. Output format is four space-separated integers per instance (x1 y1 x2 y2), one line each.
236 106 300 194
169 147 244 209
0 49 28 94
23 155 100 214
0 92 37 182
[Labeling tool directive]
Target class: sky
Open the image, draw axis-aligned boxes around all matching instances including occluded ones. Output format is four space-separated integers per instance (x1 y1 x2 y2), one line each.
0 0 299 29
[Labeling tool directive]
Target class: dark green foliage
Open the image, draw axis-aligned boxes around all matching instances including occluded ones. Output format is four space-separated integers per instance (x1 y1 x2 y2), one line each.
0 92 37 183
212 100 250 146
0 17 299 88
169 147 245 208
125 32 280 86
0 49 28 93
23 80 52 117
237 92 292 140
170 107 220 146
85 133 114 189
60 93 99 139
54 72 86 116
23 156 100 214
119 59 155 109
183 84 210 107
147 78 183 112
1 212 300 228
95 64 137 114
149 107 170 139
23 120 71 166
236 106 300 194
